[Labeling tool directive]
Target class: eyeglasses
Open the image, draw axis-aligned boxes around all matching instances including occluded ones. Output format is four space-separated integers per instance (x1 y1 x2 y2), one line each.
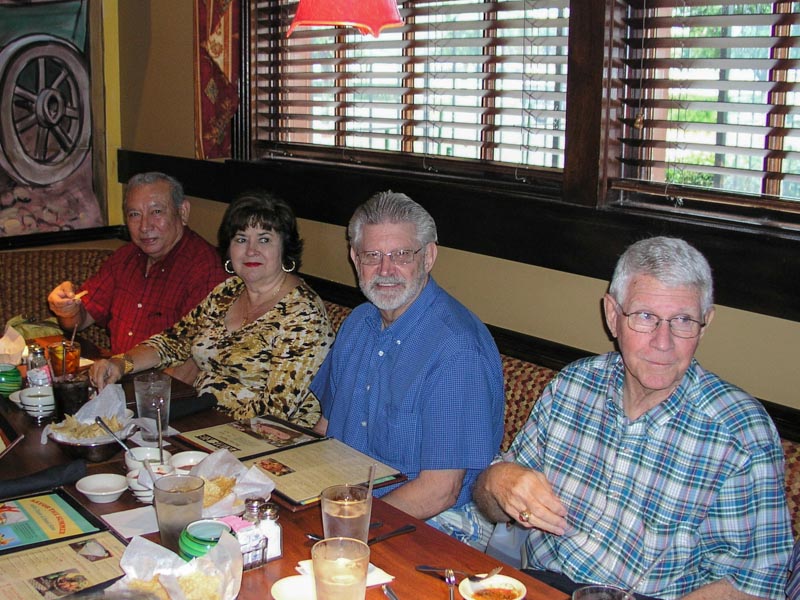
357 247 423 266
618 307 706 339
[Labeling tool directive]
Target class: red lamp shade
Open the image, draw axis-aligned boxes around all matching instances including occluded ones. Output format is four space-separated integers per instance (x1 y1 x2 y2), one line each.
287 0 403 37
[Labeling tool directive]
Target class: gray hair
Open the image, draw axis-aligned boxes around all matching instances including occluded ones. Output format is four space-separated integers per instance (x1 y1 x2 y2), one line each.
125 172 184 212
609 236 714 315
348 190 438 250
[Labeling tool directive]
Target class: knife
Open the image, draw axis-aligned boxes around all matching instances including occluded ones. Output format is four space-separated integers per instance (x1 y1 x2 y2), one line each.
383 584 400 600
368 523 416 545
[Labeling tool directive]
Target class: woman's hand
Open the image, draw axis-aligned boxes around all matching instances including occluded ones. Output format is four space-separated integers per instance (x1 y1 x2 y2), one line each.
89 358 123 390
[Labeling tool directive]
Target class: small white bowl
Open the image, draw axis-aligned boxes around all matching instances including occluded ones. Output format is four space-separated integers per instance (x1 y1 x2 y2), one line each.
125 447 172 471
170 451 208 472
126 463 174 503
458 574 526 600
76 473 127 504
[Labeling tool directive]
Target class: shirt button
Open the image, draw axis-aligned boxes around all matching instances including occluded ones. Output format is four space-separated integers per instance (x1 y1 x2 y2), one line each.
137 303 143 309
127 331 133 337
396 339 401 345
366 384 371 391
361 421 367 427
378 350 384 357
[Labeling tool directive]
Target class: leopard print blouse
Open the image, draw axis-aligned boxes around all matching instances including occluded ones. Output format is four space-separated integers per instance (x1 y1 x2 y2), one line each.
143 277 334 427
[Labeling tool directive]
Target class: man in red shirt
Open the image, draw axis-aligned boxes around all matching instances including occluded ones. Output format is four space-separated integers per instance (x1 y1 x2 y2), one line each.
48 172 227 354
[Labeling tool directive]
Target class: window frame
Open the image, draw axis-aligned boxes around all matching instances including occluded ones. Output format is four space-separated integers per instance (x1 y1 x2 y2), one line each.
236 0 800 231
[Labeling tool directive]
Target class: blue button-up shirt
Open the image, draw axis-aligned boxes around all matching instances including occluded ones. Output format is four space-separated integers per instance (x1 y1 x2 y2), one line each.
311 277 504 508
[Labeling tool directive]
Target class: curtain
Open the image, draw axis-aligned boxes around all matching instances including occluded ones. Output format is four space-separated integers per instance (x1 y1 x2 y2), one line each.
194 0 240 159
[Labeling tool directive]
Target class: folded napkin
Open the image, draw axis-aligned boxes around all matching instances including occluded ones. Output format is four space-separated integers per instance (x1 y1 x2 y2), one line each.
0 459 86 499
296 560 394 587
0 323 26 365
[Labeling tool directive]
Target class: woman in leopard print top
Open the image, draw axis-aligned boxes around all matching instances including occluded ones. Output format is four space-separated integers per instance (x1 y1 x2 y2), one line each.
89 191 333 427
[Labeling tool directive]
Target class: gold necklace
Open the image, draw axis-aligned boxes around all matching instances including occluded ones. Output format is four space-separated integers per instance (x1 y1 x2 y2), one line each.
241 273 287 327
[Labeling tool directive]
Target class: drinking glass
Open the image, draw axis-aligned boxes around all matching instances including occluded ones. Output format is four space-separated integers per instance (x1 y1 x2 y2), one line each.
312 537 370 600
572 585 629 600
53 374 91 419
134 371 171 443
321 484 372 542
48 341 81 377
153 474 204 553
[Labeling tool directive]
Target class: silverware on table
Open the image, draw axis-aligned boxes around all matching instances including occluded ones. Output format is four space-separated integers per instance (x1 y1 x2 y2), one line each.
445 568 456 600
367 523 416 545
417 564 503 583
382 584 400 600
305 520 386 542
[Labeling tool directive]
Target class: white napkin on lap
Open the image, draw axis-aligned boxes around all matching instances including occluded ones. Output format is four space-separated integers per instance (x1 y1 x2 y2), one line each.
296 559 394 587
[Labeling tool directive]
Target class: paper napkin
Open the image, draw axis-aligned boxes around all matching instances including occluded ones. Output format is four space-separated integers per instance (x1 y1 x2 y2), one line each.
296 559 394 587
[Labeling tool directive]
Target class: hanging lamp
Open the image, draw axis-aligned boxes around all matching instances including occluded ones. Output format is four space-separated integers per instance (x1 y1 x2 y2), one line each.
287 0 403 38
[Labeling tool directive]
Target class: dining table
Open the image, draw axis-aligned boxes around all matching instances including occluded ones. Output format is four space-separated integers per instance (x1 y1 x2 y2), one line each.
0 349 568 600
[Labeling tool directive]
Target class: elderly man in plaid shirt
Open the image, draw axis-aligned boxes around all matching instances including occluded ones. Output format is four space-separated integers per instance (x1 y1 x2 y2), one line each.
472 237 792 600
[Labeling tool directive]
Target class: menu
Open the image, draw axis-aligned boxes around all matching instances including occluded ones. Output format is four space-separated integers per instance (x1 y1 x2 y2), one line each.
241 437 403 508
176 415 321 460
0 491 127 598
179 416 404 509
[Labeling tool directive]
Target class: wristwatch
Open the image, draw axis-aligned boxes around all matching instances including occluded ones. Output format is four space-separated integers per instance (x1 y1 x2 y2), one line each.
111 353 135 375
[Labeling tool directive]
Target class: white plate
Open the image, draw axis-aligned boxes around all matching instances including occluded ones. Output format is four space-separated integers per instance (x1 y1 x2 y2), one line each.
271 575 316 600
8 390 21 407
458 574 527 600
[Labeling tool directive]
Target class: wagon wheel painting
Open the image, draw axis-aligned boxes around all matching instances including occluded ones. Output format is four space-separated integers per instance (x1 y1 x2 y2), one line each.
0 34 91 186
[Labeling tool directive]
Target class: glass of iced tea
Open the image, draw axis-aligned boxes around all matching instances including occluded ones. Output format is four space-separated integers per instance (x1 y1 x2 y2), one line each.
48 341 81 377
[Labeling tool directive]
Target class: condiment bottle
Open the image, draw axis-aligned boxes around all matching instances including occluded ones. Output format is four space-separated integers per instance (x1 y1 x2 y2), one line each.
258 501 282 561
239 497 268 570
26 344 51 387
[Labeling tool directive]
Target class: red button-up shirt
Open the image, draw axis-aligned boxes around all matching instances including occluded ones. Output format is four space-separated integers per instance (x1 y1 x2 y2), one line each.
80 228 227 353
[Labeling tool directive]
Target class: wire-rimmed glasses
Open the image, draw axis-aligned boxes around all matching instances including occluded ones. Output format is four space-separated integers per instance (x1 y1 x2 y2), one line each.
619 308 705 338
357 247 423 266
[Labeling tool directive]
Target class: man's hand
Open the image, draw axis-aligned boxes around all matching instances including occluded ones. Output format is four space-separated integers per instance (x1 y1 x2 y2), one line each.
48 281 82 319
89 358 123 391
474 462 568 535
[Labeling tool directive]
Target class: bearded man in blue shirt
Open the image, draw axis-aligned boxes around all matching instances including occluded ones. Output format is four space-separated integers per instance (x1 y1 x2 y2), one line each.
310 190 504 525
472 237 791 600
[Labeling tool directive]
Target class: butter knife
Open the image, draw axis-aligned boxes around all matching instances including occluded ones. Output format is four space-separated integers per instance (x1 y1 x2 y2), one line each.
383 584 400 600
368 523 416 545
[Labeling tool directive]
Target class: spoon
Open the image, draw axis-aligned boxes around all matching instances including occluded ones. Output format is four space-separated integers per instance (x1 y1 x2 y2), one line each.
95 416 132 454
95 416 156 480
156 403 164 464
305 523 415 545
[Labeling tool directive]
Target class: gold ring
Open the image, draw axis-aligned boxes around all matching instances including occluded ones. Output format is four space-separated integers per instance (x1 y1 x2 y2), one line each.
519 510 530 523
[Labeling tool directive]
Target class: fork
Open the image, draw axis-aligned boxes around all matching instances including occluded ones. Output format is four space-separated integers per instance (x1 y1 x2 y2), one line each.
444 568 456 600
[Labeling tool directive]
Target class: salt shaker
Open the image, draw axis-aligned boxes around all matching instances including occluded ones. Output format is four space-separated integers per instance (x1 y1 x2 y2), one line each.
259 501 282 561
239 497 268 570
27 344 51 387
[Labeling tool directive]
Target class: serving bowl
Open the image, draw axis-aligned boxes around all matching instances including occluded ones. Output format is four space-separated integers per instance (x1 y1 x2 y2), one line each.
76 473 127 503
48 410 135 462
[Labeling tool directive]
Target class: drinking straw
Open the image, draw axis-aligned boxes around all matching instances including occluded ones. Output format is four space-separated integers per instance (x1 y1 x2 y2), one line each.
366 463 377 498
61 341 67 376
69 323 78 346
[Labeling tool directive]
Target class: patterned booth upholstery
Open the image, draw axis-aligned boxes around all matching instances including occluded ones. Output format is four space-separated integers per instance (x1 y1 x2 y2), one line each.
323 300 800 540
0 248 114 351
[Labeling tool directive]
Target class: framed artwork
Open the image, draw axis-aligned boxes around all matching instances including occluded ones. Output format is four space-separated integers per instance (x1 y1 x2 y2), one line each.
0 0 102 237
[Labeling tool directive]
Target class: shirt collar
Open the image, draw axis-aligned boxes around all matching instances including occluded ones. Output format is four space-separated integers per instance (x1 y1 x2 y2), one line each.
608 353 697 429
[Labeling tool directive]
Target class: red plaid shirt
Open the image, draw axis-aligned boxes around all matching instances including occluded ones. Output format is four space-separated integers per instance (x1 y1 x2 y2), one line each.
80 228 227 353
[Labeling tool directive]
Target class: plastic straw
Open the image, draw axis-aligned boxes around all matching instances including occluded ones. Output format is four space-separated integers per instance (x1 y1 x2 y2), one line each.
366 463 377 498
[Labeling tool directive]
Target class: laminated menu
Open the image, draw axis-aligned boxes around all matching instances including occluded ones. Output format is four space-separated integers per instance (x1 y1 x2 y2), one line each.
0 490 127 598
178 416 404 510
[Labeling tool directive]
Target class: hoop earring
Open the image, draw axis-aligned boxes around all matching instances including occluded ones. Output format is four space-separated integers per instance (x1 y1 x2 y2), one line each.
282 260 296 273
224 259 235 274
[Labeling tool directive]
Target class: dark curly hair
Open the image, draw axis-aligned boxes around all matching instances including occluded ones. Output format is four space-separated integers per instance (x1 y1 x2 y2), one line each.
218 191 303 272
